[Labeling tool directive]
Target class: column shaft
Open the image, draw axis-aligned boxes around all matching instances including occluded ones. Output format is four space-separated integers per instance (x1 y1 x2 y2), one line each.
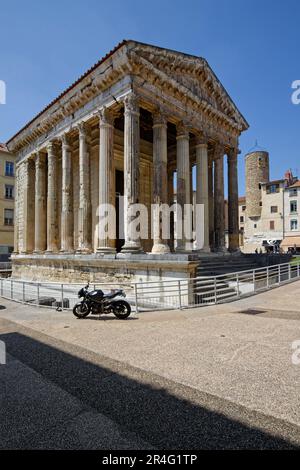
97 107 116 253
34 152 47 252
208 156 214 250
77 123 92 253
176 124 191 251
22 158 35 253
228 148 240 252
47 142 58 252
214 146 225 252
121 92 143 253
152 112 170 253
195 139 210 252
61 135 74 252
167 168 175 252
13 165 19 253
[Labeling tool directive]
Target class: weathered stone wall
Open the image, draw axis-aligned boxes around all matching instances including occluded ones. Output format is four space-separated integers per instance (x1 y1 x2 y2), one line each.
245 151 269 218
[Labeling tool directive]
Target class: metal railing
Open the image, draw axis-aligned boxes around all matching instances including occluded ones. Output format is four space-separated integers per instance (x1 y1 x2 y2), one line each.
0 261 299 313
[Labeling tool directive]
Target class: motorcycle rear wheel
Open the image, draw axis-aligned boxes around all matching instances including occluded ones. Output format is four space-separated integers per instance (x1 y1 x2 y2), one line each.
73 302 90 319
112 300 131 319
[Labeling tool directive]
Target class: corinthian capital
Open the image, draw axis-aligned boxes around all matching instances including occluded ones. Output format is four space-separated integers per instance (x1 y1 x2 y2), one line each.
213 142 225 160
124 92 139 115
227 147 239 162
61 133 71 149
153 110 167 128
176 121 190 140
195 132 208 147
98 106 115 127
77 121 89 139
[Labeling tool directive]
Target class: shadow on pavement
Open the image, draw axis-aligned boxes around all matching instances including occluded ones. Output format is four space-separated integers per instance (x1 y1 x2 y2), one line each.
1 328 299 450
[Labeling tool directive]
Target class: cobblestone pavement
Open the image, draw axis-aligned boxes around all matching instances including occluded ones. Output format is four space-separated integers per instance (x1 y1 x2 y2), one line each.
1 281 300 449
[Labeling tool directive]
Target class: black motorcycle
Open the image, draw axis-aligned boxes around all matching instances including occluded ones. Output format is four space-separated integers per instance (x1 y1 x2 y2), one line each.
73 283 131 319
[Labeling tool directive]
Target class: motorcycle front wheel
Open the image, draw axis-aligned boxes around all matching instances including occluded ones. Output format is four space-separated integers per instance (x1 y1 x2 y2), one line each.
112 300 131 319
73 302 90 319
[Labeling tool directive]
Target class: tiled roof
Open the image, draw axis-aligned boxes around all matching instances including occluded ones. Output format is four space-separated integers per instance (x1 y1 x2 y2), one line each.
288 180 300 188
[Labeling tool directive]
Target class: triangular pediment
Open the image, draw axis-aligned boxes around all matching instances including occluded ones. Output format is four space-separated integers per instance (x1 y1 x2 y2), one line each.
127 41 248 130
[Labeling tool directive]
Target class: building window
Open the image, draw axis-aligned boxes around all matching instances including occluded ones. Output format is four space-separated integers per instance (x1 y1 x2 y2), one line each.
242 205 246 211
4 209 13 226
5 162 14 177
290 200 297 213
259 201 262 206
240 216 244 223
267 184 279 194
254 223 257 229
5 185 14 199
270 220 275 230
291 219 298 231
270 206 278 213
289 188 298 197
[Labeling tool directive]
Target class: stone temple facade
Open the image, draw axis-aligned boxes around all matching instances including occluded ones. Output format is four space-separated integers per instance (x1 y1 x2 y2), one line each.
8 40 248 282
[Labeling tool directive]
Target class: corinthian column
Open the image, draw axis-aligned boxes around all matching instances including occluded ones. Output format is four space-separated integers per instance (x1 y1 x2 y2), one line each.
121 92 143 253
77 122 92 253
208 155 214 250
21 158 35 253
176 123 191 252
97 107 116 253
152 111 170 254
228 147 240 252
195 135 210 252
214 144 225 252
13 165 19 253
46 141 58 252
34 151 47 252
60 134 74 252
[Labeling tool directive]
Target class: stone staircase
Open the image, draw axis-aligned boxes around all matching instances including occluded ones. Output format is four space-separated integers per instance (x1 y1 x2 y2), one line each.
193 278 238 304
196 253 291 277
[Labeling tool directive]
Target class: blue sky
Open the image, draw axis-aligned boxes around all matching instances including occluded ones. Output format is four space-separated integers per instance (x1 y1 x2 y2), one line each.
0 0 299 195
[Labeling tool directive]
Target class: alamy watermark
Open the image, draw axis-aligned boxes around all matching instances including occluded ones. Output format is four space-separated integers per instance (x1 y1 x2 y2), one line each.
0 80 6 105
96 199 205 249
291 80 300 105
292 340 300 365
0 340 6 365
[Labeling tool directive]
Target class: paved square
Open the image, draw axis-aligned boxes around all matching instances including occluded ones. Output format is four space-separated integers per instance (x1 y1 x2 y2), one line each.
0 281 300 449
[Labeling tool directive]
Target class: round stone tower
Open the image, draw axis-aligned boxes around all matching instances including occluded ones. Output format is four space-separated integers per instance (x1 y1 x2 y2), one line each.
245 151 269 218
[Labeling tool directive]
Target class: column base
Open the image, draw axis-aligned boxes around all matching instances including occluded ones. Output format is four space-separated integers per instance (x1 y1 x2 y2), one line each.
194 246 211 254
214 246 227 253
59 249 75 254
75 248 92 255
121 241 144 254
151 243 170 254
96 247 117 255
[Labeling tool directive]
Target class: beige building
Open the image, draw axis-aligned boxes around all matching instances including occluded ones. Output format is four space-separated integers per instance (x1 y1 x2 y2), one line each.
0 144 16 258
7 40 248 282
240 150 298 253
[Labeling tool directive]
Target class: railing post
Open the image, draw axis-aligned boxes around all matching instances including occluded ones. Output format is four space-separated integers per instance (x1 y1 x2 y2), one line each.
22 281 25 302
1 278 3 296
214 277 217 304
297 262 300 278
288 263 291 281
266 267 269 289
236 273 240 298
10 280 13 299
37 283 40 305
61 284 64 311
178 280 182 309
278 264 281 284
134 283 139 314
